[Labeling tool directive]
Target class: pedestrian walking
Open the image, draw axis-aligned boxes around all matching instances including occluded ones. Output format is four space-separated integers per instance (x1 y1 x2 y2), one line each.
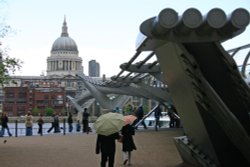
0 112 12 137
37 113 44 135
47 114 55 133
135 106 147 129
47 113 60 133
25 111 33 136
120 124 136 166
82 108 90 133
168 105 180 128
67 112 73 132
154 104 163 131
131 107 138 127
96 132 120 167
53 113 61 133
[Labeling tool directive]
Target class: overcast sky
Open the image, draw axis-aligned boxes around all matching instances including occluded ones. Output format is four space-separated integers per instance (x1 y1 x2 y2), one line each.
1 0 250 77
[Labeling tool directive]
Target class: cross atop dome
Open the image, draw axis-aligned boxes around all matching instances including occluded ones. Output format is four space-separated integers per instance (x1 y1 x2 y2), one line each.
61 15 69 37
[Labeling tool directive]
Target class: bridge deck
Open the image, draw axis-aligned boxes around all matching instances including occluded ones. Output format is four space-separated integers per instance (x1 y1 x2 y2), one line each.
0 128 191 167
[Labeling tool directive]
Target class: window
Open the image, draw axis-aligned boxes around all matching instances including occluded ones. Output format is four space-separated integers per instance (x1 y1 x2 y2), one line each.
18 92 27 98
6 93 14 98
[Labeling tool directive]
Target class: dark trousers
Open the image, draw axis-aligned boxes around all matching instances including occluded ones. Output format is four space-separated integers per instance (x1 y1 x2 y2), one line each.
82 120 89 133
38 124 43 135
138 119 147 129
0 126 12 136
47 123 54 133
133 118 147 129
68 123 73 132
101 152 115 167
155 117 160 131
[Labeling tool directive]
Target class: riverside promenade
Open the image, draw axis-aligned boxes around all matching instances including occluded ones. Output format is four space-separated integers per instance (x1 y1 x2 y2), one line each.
0 128 191 167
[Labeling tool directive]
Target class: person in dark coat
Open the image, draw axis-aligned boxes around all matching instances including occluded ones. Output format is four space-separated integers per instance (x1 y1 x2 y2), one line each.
168 105 180 128
67 112 73 132
121 124 136 166
47 113 60 133
47 113 55 133
53 114 61 133
135 106 147 129
82 108 90 133
37 113 44 135
96 132 120 167
154 104 163 131
0 112 12 137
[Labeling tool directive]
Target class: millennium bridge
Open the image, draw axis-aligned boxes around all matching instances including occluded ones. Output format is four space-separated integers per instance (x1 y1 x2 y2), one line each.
68 8 250 167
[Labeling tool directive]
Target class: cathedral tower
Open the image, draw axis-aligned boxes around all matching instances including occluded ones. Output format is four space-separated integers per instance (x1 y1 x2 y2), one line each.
47 17 83 76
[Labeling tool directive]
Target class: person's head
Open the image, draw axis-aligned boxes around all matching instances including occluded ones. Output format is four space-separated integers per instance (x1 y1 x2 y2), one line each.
84 108 87 112
27 111 31 116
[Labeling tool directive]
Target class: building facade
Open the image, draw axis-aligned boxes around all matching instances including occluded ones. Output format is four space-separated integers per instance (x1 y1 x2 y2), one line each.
3 86 65 116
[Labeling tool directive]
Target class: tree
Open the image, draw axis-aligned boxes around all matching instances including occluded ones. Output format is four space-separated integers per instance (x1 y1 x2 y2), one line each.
32 106 40 116
0 48 22 86
45 107 54 116
0 13 22 86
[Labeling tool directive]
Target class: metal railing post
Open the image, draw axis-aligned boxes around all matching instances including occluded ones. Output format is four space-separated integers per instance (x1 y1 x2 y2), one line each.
41 124 43 136
63 118 66 135
15 120 18 137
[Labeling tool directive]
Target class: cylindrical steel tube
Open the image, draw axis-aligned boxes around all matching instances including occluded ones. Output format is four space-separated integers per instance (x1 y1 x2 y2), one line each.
207 8 227 29
152 8 179 35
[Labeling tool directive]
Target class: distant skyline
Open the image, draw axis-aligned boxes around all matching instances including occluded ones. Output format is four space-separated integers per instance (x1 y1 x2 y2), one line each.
1 0 250 77
89 59 100 77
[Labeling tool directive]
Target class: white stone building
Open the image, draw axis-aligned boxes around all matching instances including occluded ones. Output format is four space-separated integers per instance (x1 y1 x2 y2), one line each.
47 17 83 76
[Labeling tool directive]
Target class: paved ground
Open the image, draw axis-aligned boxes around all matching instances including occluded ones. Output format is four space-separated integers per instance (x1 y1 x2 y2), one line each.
0 128 191 167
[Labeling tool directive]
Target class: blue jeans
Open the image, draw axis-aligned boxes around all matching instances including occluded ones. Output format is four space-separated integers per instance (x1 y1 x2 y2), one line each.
0 126 12 136
26 127 33 136
68 123 73 132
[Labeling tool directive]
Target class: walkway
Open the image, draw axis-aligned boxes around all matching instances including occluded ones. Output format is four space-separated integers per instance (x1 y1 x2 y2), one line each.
0 128 191 167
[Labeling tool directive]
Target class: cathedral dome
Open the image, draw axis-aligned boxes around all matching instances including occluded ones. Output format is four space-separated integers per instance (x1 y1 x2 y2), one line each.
51 36 78 52
51 18 78 52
